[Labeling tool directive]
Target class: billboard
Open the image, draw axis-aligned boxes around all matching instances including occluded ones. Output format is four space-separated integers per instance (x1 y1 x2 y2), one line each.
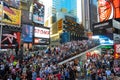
21 10 32 24
113 33 120 44
98 0 120 22
57 19 63 31
93 20 113 40
1 29 21 49
61 32 70 43
2 2 21 26
52 22 58 34
4 0 20 8
34 27 50 38
92 35 113 45
34 38 50 45
34 27 50 45
22 24 33 42
33 1 44 24
114 44 120 59
0 2 2 20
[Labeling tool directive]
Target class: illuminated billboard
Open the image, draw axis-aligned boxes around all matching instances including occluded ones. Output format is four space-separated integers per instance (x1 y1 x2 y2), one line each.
0 2 2 20
21 10 32 24
1 29 21 49
98 0 120 22
114 44 120 59
34 27 50 45
2 2 21 26
22 24 33 42
34 38 50 45
92 35 113 45
33 1 44 24
34 27 50 38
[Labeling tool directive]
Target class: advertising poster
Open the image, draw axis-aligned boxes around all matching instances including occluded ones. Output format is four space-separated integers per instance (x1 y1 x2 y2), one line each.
0 2 2 21
34 27 50 45
34 38 50 45
113 33 120 44
21 10 32 24
98 0 120 22
4 0 20 8
114 44 120 59
33 1 44 24
57 19 63 31
34 27 50 38
1 29 21 49
62 32 70 43
2 1 21 26
22 24 33 42
52 22 58 34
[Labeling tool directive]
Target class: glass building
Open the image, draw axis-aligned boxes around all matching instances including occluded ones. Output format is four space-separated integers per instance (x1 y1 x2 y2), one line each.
90 0 98 31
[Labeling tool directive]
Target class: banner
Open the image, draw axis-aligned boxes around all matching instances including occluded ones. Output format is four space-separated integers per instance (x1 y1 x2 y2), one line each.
1 29 21 49
22 24 33 42
2 2 21 26
33 1 44 24
98 0 120 22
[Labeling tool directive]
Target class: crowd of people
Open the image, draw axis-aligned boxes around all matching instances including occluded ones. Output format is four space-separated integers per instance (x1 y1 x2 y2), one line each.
0 39 119 80
79 52 119 80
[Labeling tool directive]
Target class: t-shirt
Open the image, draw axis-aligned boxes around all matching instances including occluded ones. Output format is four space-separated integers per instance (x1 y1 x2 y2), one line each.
105 70 111 76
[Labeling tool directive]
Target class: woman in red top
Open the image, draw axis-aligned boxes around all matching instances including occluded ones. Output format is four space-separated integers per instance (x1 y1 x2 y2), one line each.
56 71 62 80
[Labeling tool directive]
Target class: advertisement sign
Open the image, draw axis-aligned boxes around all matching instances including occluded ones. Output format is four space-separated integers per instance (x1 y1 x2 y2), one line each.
93 20 113 40
34 38 49 45
4 0 20 8
22 24 33 42
1 29 20 49
92 35 113 45
113 19 120 29
2 3 21 26
93 20 112 29
52 22 58 34
58 19 63 31
114 44 120 53
114 44 120 59
0 2 2 20
113 33 120 44
21 10 32 24
33 1 44 24
62 32 70 43
34 27 50 38
98 0 120 22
